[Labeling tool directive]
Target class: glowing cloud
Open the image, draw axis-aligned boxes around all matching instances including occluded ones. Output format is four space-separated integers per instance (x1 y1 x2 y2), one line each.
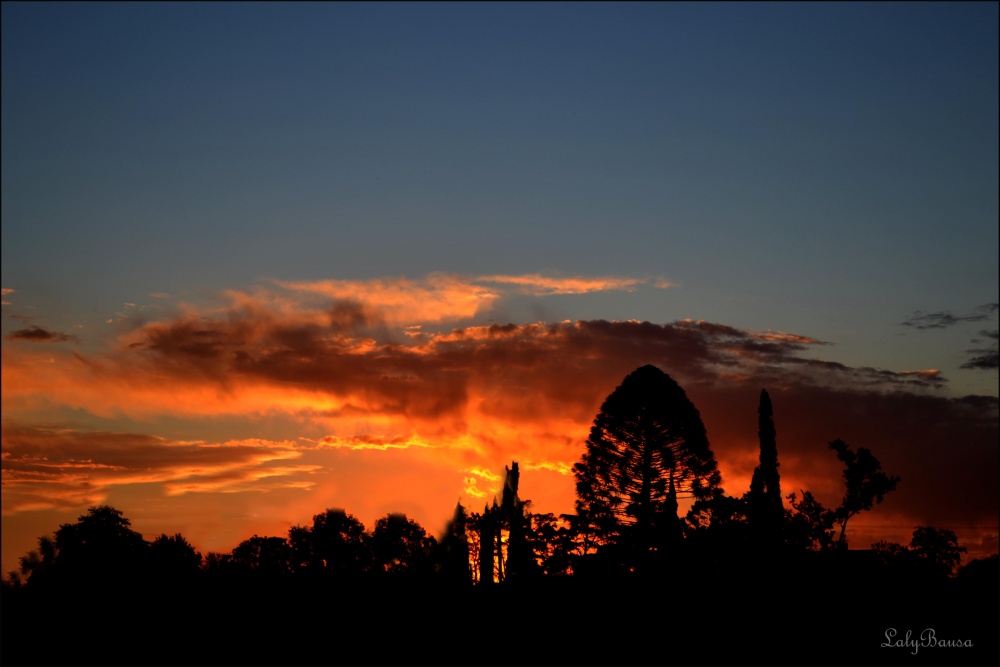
1 424 308 514
1 274 996 571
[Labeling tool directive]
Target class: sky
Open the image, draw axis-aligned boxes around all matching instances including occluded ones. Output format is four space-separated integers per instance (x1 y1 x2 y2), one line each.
2 2 998 578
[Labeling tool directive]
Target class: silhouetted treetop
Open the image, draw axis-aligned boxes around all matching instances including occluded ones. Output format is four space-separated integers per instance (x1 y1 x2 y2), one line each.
433 501 472 584
371 513 436 576
150 533 202 576
290 508 370 575
232 535 292 576
54 505 148 579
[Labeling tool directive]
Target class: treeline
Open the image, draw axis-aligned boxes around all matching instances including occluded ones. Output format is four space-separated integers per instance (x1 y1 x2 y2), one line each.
2 365 997 666
4 366 987 587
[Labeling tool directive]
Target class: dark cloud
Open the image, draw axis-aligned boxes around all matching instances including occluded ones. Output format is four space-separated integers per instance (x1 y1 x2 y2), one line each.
961 329 1000 370
900 303 999 330
111 315 957 424
962 350 999 370
4 326 79 343
691 384 998 530
4 301 997 547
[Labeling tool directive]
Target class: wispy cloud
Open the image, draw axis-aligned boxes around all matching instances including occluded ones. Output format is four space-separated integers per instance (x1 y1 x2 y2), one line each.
475 273 658 295
314 434 438 451
900 303 999 330
273 272 666 325
0 424 310 514
1 288 13 306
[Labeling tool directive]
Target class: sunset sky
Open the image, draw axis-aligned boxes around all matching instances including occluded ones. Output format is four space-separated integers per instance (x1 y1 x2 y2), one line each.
2 2 997 578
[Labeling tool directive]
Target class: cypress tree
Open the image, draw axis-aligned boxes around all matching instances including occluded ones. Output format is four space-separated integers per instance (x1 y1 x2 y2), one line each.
748 389 784 548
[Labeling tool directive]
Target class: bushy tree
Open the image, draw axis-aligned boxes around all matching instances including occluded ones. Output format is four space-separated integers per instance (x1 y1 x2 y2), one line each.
686 492 751 554
785 491 836 551
828 439 900 547
370 514 436 576
231 535 292 576
909 526 966 577
874 526 966 578
17 535 57 586
292 508 370 576
150 533 202 578
53 505 149 581
785 439 899 550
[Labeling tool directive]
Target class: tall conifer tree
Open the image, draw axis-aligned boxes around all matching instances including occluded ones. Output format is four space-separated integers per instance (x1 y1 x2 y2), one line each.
748 389 784 547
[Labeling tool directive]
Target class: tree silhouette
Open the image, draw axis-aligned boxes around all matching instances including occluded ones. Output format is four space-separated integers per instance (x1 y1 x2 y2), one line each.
17 535 57 586
433 501 472 584
500 462 536 580
685 491 750 555
293 508 370 576
828 438 900 547
747 389 783 548
572 365 721 567
874 526 967 578
909 526 966 577
149 533 202 578
473 501 500 584
231 535 292 576
785 439 899 550
53 505 148 582
370 513 436 576
785 490 836 551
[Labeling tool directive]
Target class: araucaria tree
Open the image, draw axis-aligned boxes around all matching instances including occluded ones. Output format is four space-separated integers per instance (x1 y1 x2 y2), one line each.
573 365 722 566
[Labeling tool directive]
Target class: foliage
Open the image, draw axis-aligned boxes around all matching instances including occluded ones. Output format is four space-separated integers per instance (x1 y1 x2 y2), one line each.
527 513 575 576
785 491 836 551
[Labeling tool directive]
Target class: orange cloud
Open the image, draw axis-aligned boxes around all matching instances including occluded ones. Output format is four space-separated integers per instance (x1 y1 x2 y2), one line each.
273 272 663 324
475 273 653 295
2 276 996 575
274 274 499 324
1 424 308 514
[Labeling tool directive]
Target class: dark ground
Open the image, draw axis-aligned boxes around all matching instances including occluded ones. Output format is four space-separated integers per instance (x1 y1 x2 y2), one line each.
3 564 997 667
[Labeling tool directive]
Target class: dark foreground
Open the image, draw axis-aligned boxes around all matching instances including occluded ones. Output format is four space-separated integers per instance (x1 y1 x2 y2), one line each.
3 565 997 666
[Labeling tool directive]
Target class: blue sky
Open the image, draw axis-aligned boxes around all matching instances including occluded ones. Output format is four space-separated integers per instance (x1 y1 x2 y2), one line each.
2 3 997 574
4 3 997 394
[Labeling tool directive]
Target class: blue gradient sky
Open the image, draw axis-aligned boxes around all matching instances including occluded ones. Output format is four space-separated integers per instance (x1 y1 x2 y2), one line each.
4 4 997 371
2 3 997 574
